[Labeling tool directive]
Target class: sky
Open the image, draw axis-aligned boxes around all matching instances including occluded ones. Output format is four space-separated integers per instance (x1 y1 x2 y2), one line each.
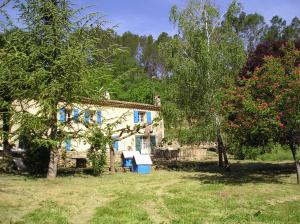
3 0 300 38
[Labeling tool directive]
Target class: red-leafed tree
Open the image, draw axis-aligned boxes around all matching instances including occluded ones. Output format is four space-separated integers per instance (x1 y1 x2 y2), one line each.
223 42 300 184
240 40 300 78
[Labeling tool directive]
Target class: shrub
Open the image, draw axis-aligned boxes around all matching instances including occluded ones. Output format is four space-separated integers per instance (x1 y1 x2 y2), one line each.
87 129 107 175
240 146 265 160
24 145 50 174
258 143 293 161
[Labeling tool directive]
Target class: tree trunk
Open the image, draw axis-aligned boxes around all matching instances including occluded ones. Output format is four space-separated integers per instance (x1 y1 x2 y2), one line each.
290 143 300 184
222 147 230 171
217 131 224 167
109 145 115 173
47 109 59 180
47 149 60 180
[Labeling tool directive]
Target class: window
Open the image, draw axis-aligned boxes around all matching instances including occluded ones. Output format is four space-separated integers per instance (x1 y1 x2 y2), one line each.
134 111 146 123
135 135 150 154
138 112 145 123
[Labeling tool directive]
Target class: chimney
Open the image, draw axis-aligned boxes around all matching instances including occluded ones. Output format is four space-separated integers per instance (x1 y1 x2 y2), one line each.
104 91 110 100
154 95 161 106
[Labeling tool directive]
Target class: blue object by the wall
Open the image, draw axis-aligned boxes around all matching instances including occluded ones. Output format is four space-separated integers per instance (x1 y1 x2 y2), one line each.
59 108 65 123
134 110 139 123
133 164 151 174
146 111 152 124
96 111 101 124
123 158 133 168
73 108 79 123
84 111 90 123
65 139 71 151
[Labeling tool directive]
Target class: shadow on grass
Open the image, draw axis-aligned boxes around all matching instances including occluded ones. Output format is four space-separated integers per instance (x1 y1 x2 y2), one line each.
0 167 97 179
155 160 296 184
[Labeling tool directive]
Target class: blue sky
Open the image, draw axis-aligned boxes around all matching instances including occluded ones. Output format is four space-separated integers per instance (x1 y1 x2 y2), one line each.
3 0 300 38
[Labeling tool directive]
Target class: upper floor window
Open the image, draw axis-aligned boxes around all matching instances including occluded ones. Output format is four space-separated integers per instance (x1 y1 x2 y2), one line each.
138 112 145 123
134 110 152 124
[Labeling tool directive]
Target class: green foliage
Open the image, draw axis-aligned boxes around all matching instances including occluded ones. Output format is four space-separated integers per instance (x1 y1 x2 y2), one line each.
240 145 265 160
24 145 50 174
257 143 293 161
87 129 107 175
263 16 300 42
224 42 300 149
160 0 246 144
0 154 14 173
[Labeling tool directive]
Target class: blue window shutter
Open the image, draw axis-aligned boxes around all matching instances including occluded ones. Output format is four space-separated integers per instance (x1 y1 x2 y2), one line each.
84 111 90 123
96 111 101 124
134 111 139 123
146 112 152 124
59 108 65 123
65 139 71 151
114 140 119 151
73 108 79 123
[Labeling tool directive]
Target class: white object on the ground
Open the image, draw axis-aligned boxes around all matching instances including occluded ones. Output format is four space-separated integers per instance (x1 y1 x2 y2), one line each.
122 151 140 159
133 154 152 165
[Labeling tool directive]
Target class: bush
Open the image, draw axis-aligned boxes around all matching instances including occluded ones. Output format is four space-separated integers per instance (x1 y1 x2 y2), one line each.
0 155 15 173
87 129 107 175
240 146 265 160
24 145 50 174
257 143 293 161
231 143 294 161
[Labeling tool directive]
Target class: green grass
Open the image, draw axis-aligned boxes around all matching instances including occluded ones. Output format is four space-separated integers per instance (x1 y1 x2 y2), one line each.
0 160 300 224
257 148 294 161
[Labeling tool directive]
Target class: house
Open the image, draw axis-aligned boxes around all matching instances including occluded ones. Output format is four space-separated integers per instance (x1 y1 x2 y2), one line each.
6 97 164 166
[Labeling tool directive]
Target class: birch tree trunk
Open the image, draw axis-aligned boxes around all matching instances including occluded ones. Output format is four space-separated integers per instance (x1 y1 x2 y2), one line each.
217 132 224 167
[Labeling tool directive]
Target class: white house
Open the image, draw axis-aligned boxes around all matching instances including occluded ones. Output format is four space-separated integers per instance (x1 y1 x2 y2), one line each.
59 98 164 156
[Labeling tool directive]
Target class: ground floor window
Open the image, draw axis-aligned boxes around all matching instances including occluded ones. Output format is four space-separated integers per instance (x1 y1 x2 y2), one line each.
135 135 151 154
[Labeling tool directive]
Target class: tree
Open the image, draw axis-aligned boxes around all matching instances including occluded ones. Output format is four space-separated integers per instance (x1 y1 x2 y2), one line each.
263 16 287 42
224 42 300 183
160 0 245 169
261 16 300 43
283 17 300 41
222 1 266 52
8 0 120 179
240 40 300 78
0 29 29 154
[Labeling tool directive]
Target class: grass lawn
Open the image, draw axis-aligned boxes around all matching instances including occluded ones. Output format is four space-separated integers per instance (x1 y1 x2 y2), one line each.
0 160 300 224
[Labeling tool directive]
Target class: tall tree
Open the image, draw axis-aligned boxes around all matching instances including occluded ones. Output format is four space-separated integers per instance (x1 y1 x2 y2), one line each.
263 16 287 42
160 0 245 169
11 0 119 179
222 1 266 52
224 42 300 183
